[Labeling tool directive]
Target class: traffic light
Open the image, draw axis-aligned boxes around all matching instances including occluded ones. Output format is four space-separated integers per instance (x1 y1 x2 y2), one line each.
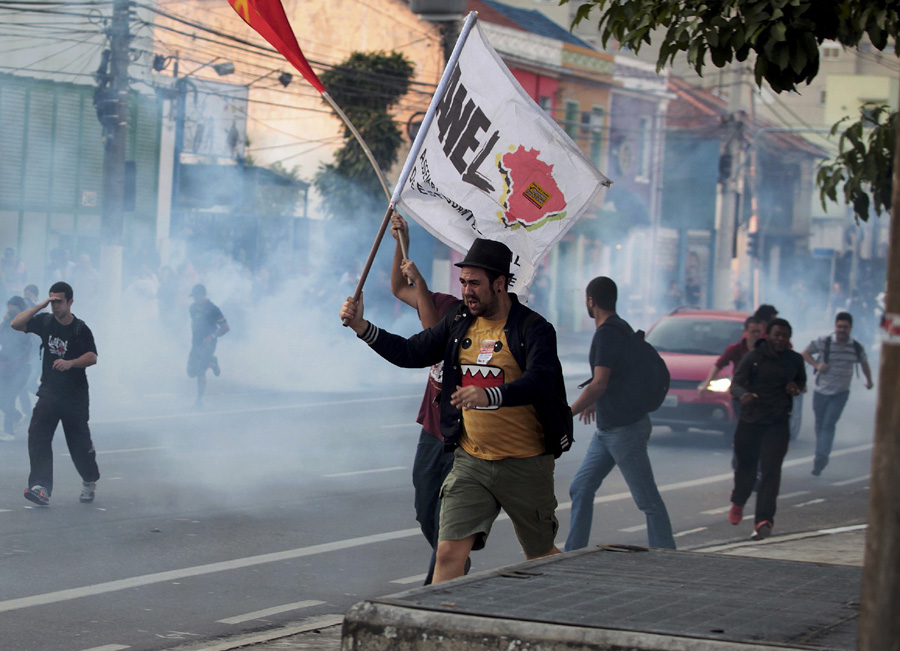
747 231 760 258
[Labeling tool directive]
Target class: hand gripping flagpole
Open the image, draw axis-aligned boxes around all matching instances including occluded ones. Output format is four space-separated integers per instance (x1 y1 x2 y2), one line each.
344 11 480 323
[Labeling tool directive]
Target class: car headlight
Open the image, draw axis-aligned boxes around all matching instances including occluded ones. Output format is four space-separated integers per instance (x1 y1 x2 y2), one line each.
707 378 731 392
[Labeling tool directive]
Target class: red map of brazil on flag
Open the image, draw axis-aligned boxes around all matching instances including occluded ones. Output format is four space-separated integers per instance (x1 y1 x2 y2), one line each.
497 146 568 230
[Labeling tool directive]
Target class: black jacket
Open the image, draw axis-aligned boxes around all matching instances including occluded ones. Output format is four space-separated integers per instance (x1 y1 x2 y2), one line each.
730 339 806 425
359 295 564 452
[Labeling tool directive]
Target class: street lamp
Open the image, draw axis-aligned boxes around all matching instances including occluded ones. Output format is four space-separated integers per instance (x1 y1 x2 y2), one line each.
170 58 238 237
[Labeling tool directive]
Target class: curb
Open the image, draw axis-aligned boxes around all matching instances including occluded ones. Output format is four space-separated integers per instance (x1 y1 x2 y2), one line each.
168 614 344 651
691 523 867 554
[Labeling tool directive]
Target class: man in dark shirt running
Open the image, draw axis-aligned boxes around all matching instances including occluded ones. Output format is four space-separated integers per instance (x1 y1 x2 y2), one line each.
187 284 229 408
12 282 99 506
728 318 806 540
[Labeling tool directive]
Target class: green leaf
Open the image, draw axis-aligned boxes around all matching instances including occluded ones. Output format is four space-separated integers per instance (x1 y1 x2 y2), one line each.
770 21 787 42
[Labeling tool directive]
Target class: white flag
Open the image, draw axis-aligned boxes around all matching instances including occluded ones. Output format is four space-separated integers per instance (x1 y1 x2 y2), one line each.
394 19 611 294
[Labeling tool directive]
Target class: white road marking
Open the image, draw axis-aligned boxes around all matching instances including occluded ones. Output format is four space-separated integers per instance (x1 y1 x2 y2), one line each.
391 574 428 585
555 445 872 513
697 491 805 514
216 600 325 624
701 505 756 519
0 527 421 614
618 524 647 533
323 466 406 478
0 509 11 513
819 524 867 534
380 423 420 430
0 443 872 614
64 447 165 458
780 444 872 469
793 498 827 508
93 395 422 425
832 474 870 486
79 645 130 651
644 443 873 499
674 527 707 538
701 524 866 553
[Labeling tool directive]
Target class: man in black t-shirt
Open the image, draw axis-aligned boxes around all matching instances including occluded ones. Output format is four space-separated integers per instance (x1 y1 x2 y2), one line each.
11 281 99 506
187 284 229 407
565 277 675 551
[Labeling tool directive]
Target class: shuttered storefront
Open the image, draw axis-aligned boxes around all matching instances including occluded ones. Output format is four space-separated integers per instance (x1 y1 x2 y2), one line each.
0 73 160 281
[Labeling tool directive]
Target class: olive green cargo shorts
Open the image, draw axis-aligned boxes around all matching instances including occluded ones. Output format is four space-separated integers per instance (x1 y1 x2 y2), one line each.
438 447 559 557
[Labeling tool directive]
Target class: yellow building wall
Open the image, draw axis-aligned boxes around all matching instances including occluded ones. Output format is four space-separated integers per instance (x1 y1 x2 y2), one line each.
151 0 446 206
824 75 900 126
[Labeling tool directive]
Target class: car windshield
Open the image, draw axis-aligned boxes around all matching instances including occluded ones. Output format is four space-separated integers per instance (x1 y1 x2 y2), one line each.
646 317 745 355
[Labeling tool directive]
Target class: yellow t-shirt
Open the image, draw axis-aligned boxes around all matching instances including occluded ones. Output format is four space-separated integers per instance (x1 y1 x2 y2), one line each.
458 316 544 460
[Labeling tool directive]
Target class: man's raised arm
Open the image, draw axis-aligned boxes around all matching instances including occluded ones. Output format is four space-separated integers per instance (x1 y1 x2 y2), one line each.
11 298 50 332
389 213 440 328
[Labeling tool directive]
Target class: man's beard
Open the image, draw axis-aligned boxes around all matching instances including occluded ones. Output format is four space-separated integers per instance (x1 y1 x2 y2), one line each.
470 292 498 317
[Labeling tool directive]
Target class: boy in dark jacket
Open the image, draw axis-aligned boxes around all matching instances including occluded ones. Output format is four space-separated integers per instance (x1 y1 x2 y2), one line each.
728 318 806 540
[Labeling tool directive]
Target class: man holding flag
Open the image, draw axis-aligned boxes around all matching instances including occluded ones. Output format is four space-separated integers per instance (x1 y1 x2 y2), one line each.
339 238 567 582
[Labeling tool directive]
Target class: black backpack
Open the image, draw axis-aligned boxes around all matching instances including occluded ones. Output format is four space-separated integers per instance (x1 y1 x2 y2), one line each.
607 321 670 414
519 311 574 458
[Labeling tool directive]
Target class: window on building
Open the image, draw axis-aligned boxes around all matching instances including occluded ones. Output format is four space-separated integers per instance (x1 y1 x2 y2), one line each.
636 116 652 179
589 107 604 168
821 42 842 60
564 100 579 139
580 110 592 135
538 95 552 115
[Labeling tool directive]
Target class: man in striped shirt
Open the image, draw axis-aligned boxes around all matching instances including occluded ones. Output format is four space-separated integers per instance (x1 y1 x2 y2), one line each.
801 312 873 477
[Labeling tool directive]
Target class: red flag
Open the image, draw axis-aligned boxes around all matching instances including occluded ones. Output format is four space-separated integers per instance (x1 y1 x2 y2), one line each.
228 0 325 93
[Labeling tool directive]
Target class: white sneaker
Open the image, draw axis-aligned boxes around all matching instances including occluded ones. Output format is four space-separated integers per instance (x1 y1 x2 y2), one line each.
80 481 96 503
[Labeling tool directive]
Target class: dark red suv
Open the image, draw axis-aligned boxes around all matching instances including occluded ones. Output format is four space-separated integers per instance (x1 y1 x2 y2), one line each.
645 308 749 439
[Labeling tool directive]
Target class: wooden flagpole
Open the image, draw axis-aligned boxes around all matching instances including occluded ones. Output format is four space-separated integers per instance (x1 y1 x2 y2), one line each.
342 11 479 317
320 91 407 261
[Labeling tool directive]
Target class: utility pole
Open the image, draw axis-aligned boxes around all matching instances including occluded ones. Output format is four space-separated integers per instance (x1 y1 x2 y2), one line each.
711 66 744 309
857 83 900 651
99 0 131 329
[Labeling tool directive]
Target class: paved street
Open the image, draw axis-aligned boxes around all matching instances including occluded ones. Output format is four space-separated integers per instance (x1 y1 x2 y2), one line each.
0 343 876 651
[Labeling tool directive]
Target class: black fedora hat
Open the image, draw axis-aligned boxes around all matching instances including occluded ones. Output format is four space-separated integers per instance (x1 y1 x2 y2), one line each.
454 239 513 277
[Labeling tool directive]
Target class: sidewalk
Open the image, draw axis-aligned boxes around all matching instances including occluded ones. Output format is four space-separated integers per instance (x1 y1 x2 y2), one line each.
171 524 867 651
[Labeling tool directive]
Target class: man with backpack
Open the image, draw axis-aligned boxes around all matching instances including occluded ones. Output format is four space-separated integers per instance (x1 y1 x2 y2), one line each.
801 311 873 477
340 238 571 583
565 277 676 551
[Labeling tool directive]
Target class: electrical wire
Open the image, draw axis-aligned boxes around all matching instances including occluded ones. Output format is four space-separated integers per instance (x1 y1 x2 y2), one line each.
0 33 103 76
